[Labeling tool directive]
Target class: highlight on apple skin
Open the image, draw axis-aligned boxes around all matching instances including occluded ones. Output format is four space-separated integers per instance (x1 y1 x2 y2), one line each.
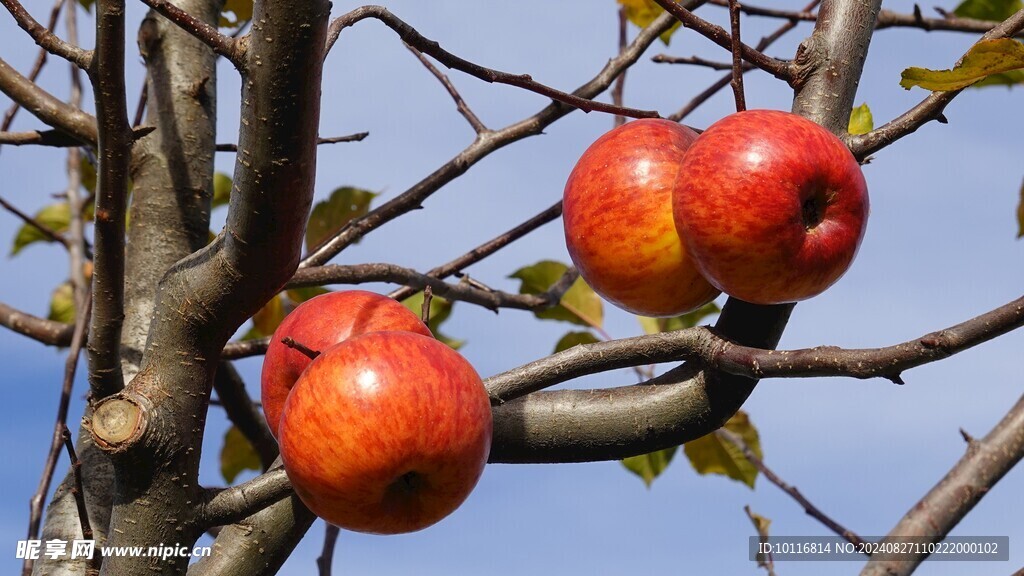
672 109 869 305
562 118 721 317
278 331 493 535
260 290 431 437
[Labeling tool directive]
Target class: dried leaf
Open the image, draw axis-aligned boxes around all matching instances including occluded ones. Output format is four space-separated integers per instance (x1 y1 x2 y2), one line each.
901 39 1024 91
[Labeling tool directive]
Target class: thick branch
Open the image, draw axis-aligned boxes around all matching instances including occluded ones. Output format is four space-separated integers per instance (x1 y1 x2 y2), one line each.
325 6 658 119
487 293 1024 402
87 0 131 398
0 128 83 146
651 0 792 81
0 56 97 144
200 465 292 528
860 393 1024 576
1 0 92 69
848 8 1024 159
0 301 74 346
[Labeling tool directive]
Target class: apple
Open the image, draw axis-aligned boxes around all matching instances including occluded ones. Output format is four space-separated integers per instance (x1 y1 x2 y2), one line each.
261 290 431 437
563 118 720 317
672 110 869 305
278 331 492 534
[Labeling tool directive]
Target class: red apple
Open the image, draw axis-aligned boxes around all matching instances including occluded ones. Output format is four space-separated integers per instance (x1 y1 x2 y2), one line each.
672 110 869 304
563 118 720 317
278 331 492 534
261 290 431 437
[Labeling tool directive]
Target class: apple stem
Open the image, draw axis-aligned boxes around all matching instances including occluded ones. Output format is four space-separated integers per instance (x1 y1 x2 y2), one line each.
281 337 321 360
421 285 433 324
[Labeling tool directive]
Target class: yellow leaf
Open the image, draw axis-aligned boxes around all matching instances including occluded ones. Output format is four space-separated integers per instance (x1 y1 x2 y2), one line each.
621 446 678 487
219 0 253 28
617 0 682 45
901 39 1024 91
848 103 874 135
246 294 286 339
683 410 762 488
220 426 260 483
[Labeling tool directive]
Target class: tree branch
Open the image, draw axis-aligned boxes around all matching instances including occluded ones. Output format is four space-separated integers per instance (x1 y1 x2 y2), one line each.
1 0 92 69
325 5 659 120
0 128 83 146
0 301 74 346
848 8 1024 159
727 0 746 111
214 132 368 152
86 0 131 398
200 465 292 528
405 43 488 134
0 0 65 136
0 193 71 250
651 0 792 81
0 56 97 144
860 392 1024 576
213 361 278 469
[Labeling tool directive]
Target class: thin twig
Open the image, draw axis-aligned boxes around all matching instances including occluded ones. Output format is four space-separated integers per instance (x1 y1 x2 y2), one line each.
389 200 562 301
0 0 92 69
22 292 90 576
405 43 488 134
214 132 369 152
316 523 340 576
718 428 867 548
727 0 746 111
0 0 66 135
131 80 147 128
650 0 791 81
325 6 659 119
60 424 99 573
612 7 628 128
652 54 735 69
281 337 321 361
667 0 819 121
0 194 71 249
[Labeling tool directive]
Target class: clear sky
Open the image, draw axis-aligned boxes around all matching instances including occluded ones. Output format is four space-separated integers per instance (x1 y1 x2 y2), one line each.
1 1 1022 575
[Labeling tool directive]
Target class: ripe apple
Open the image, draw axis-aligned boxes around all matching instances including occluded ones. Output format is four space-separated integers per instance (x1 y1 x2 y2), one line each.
278 331 492 534
563 118 720 317
261 290 431 437
672 110 869 305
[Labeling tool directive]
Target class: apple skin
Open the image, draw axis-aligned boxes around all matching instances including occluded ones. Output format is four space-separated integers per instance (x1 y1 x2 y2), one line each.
278 331 493 535
261 290 431 437
563 118 720 317
672 110 869 305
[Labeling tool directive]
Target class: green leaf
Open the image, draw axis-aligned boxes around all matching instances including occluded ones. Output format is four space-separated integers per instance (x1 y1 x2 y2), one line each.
901 39 1024 91
1016 179 1023 239
219 0 253 28
848 103 874 135
213 172 232 208
305 187 378 253
509 260 603 328
617 0 682 45
638 302 720 334
286 286 330 304
48 282 76 325
78 0 95 13
553 330 600 353
683 410 762 489
622 446 678 488
220 426 261 484
401 292 464 350
11 203 71 256
954 0 1023 21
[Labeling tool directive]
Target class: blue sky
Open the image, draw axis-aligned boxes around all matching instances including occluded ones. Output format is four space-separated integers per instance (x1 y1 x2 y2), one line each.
1 1 1022 575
